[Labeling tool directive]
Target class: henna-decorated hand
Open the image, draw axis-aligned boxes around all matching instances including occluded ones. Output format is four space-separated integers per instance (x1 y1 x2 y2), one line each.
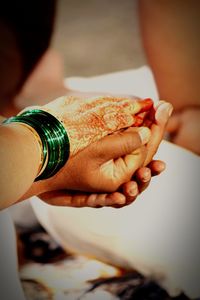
34 101 171 208
23 98 172 207
22 99 172 208
41 95 153 155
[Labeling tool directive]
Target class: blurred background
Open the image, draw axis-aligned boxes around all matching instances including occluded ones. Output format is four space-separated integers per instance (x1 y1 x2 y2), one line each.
52 0 146 77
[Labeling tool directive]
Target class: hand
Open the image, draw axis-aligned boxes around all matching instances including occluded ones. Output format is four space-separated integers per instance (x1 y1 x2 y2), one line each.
22 100 172 208
38 160 166 208
142 101 173 165
40 95 153 155
25 101 172 208
166 107 200 155
22 126 151 200
118 100 172 207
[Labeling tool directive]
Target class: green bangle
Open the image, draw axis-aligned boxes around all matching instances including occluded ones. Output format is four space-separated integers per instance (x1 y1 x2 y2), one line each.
3 109 70 181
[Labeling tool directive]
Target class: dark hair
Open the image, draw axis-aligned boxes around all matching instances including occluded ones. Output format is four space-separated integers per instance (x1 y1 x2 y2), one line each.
0 0 56 106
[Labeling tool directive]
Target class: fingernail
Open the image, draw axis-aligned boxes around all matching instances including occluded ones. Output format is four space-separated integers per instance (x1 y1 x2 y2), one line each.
87 194 97 207
128 182 139 196
164 102 173 117
129 188 138 196
116 197 126 205
138 127 151 144
156 102 173 123
141 169 151 182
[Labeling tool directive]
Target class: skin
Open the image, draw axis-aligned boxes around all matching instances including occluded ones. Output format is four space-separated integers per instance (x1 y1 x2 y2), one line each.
1 113 165 210
22 127 149 206
0 123 41 209
0 46 171 210
0 121 153 210
2 2 199 209
1 95 158 209
166 108 200 155
0 44 172 211
22 100 172 208
35 95 153 156
139 0 200 154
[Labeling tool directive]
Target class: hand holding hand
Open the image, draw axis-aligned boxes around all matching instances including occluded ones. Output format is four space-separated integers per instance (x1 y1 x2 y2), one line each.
23 125 150 200
22 99 172 208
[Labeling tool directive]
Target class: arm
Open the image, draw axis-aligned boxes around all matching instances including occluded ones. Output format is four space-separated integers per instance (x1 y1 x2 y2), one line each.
139 0 200 110
27 101 172 208
0 96 153 210
0 123 41 208
0 97 172 210
139 0 200 154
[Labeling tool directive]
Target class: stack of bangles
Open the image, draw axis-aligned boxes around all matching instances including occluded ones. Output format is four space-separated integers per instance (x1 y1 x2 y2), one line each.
3 109 70 181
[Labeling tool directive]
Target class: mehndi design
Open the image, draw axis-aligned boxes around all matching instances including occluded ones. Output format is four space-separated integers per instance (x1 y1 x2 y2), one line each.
35 96 154 156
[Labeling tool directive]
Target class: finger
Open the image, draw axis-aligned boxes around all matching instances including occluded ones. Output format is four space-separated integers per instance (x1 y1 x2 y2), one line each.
155 101 173 127
112 145 147 186
39 190 127 208
143 102 173 165
122 181 139 204
147 160 166 176
87 192 126 207
100 145 147 191
135 167 151 193
39 190 73 206
143 124 161 166
39 190 88 207
93 127 151 162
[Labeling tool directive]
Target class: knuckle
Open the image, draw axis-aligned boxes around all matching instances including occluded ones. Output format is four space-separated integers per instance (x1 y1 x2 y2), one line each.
89 141 105 161
122 136 134 153
106 180 120 193
123 133 140 153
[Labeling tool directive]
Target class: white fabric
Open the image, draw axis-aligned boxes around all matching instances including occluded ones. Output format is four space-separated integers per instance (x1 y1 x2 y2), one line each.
32 141 200 299
1 67 158 299
30 67 200 299
6 66 199 299
0 211 26 300
65 66 159 100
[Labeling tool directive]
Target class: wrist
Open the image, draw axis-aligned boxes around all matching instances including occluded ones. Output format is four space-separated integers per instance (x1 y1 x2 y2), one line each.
11 122 42 171
13 122 45 177
0 123 42 207
3 109 70 181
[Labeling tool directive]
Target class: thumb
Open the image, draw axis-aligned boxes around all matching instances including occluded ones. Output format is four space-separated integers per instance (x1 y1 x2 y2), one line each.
155 101 174 127
93 127 151 162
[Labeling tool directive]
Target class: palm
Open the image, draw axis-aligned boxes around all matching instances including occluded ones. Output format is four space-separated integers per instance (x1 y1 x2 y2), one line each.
96 148 146 192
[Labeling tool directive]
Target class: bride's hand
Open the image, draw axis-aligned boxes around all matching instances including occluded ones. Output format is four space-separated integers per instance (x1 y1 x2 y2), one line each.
41 95 153 156
22 99 172 208
36 101 171 208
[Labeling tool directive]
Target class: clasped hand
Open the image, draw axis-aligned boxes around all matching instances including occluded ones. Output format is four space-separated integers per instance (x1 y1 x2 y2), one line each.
23 96 173 208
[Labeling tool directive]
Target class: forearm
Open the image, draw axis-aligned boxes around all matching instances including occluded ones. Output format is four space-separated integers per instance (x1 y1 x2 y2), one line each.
139 0 200 110
0 123 41 209
0 116 5 123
